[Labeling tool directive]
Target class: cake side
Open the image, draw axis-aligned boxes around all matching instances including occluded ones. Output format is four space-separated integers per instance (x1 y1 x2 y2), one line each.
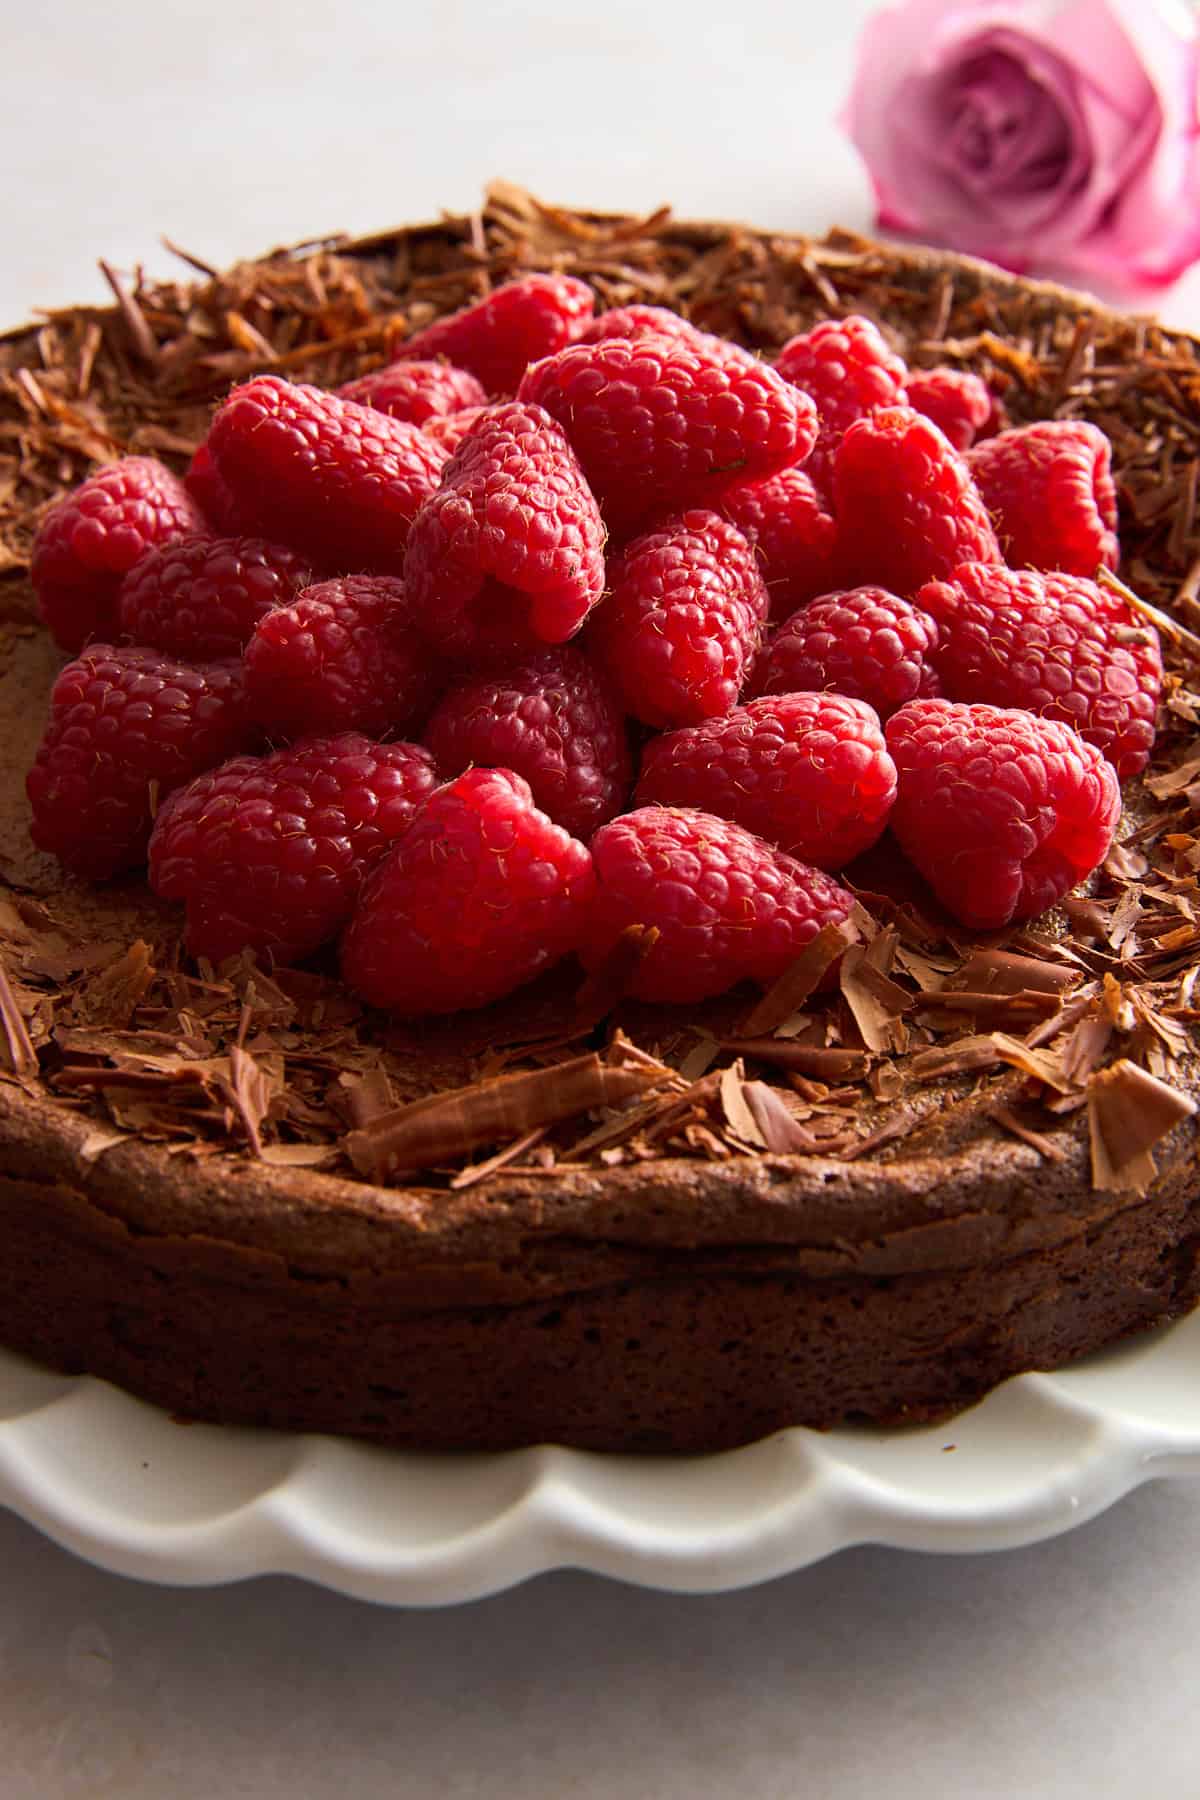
0 187 1197 1450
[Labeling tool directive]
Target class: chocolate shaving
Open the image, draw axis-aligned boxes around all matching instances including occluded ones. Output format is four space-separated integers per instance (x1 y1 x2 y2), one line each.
838 1111 916 1161
1146 751 1200 802
719 1063 767 1148
1060 1012 1115 1085
98 260 160 366
1099 566 1200 670
0 953 38 1084
677 1033 721 1081
258 1143 341 1169
952 949 1076 996
989 1032 1076 1094
1108 887 1143 954
739 920 856 1037
1088 1058 1197 1193
742 1081 821 1153
839 943 912 1053
718 1038 871 1079
909 1036 1002 1081
570 924 658 1030
923 989 1065 1028
74 940 155 1026
450 1126 551 1190
161 237 219 279
870 1060 903 1101
224 1043 273 1159
1105 842 1150 883
891 942 956 993
54 1062 218 1094
340 1064 396 1129
1061 897 1110 940
345 1052 668 1181
987 1104 1067 1163
77 1125 130 1163
566 1073 716 1158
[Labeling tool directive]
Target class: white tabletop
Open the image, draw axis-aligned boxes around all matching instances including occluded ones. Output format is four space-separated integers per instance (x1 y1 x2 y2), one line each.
4 2 1200 1793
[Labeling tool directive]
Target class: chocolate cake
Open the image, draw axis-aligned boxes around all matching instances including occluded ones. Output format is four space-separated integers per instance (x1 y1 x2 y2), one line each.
0 184 1197 1453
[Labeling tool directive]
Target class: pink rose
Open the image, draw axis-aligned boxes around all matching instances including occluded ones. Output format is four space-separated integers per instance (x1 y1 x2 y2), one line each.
844 0 1200 287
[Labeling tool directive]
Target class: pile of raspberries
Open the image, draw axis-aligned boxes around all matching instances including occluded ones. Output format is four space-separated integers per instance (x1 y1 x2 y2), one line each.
27 274 1160 1013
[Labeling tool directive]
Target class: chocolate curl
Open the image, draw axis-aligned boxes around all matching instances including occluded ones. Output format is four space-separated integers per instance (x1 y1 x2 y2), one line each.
739 919 857 1038
345 1052 668 1182
1088 1059 1197 1193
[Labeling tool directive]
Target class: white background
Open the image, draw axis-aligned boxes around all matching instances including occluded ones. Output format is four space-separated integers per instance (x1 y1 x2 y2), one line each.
4 2 1200 1793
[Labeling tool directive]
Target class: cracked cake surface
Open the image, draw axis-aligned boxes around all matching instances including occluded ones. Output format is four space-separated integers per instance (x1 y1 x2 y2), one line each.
0 184 1197 1451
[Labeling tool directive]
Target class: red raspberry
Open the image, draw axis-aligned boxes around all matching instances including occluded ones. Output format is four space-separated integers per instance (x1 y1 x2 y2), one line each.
421 406 488 453
774 315 908 486
116 535 313 660
755 587 941 719
636 693 896 870
917 563 1161 778
27 645 251 879
905 367 994 453
148 734 438 964
244 575 442 741
424 647 629 841
403 401 607 660
588 510 769 728
205 376 449 573
583 806 857 1004
832 407 1003 596
576 305 704 346
719 466 837 620
186 444 253 535
340 768 596 1014
966 421 1119 576
886 699 1121 930
517 334 817 533
31 458 207 652
393 274 595 396
335 359 487 424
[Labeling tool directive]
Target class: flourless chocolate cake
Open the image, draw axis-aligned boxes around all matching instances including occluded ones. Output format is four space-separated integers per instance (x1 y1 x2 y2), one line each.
0 184 1196 1452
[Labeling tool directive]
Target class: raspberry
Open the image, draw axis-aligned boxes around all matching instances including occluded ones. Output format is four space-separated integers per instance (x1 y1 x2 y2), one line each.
393 274 595 396
576 305 704 346
244 575 442 741
518 333 817 532
886 699 1121 930
966 420 1119 576
186 444 253 535
205 375 449 573
775 315 908 486
31 458 207 652
583 807 857 1004
755 587 941 719
832 406 1003 595
148 734 437 964
340 768 596 1014
27 645 251 879
335 359 487 424
588 510 769 728
403 401 607 660
917 563 1161 778
421 406 489 454
116 535 313 660
424 647 630 841
719 466 837 620
905 367 994 452
635 693 896 869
